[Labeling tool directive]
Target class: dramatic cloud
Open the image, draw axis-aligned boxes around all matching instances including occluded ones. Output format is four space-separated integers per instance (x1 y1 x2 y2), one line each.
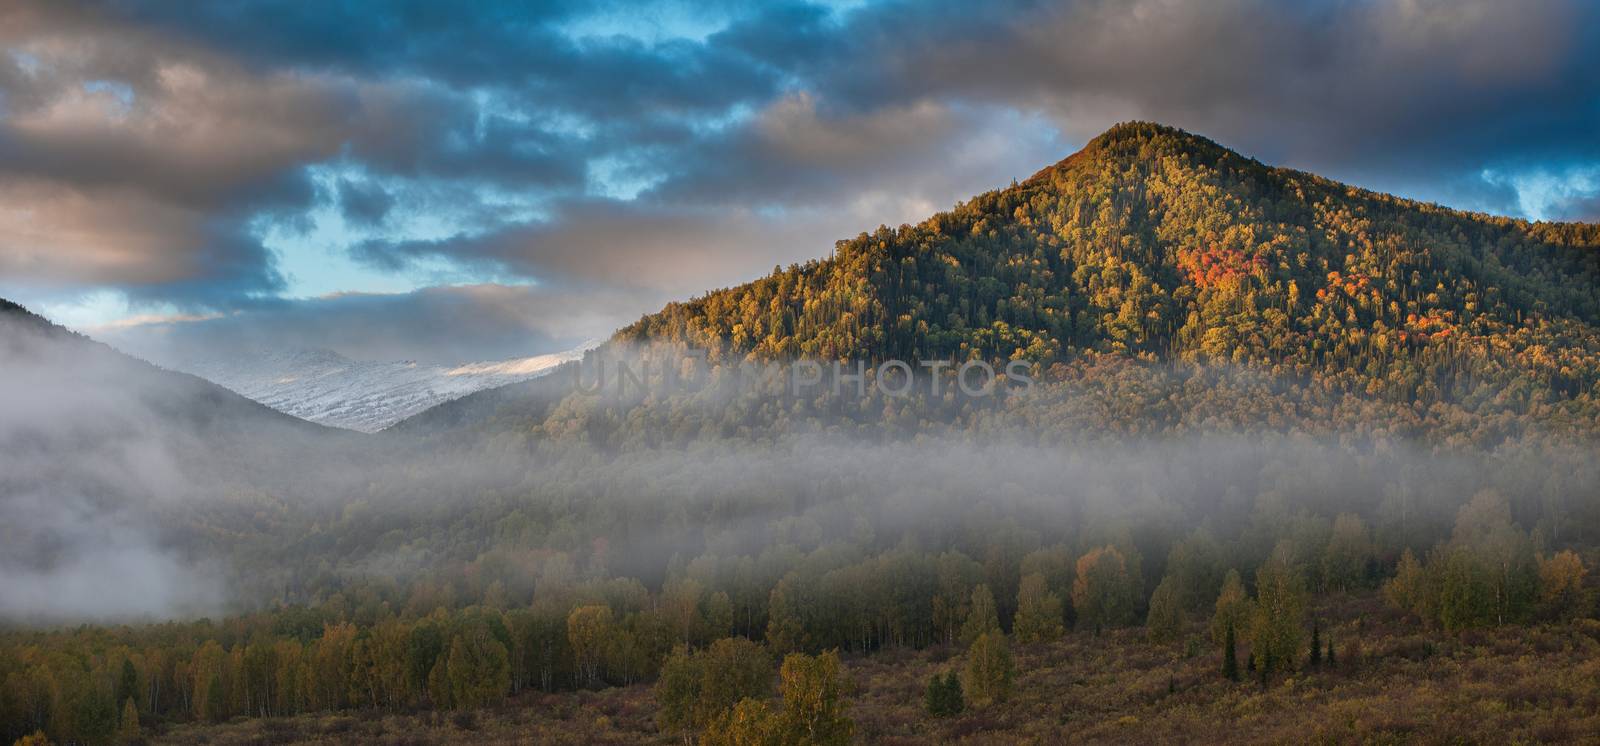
773 0 1600 204
0 0 588 308
2 0 1597 361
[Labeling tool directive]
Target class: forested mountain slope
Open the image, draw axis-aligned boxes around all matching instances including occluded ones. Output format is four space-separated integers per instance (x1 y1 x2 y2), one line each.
623 122 1599 388
403 123 1600 443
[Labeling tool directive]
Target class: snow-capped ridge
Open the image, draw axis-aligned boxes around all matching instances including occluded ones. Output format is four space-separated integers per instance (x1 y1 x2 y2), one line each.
162 341 599 433
445 342 595 377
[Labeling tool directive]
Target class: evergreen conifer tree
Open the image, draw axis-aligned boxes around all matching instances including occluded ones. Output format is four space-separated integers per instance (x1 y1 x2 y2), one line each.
1223 623 1239 681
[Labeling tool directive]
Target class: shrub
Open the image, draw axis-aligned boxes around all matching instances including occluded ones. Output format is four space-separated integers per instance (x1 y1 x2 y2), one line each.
450 711 479 731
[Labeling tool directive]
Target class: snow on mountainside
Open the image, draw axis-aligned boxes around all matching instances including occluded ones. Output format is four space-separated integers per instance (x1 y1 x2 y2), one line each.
166 344 595 432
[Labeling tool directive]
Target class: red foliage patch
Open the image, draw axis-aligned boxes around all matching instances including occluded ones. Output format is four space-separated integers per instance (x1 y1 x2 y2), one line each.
1178 245 1266 288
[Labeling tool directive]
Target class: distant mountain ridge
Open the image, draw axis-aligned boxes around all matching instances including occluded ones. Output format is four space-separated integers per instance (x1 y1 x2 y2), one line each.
161 342 595 432
0 298 331 435
3 296 593 435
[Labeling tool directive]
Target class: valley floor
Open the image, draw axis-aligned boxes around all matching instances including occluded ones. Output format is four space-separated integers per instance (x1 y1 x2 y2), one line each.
151 595 1600 745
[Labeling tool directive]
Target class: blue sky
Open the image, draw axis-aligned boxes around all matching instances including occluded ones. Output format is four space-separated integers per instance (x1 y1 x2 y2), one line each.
1 0 1597 364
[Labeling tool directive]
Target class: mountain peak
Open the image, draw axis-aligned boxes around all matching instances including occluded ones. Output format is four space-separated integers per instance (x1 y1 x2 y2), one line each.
1089 120 1198 146
617 124 1600 413
1028 121 1241 184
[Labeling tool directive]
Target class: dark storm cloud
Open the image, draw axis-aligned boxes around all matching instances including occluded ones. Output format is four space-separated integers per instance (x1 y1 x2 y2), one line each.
778 0 1600 207
3 0 1598 360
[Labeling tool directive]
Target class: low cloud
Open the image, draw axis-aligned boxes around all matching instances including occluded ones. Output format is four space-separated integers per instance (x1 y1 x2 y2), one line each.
0 310 225 621
100 283 631 367
0 513 223 621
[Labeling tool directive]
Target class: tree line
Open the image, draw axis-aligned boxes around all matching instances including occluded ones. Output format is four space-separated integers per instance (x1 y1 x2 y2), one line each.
4 479 1591 744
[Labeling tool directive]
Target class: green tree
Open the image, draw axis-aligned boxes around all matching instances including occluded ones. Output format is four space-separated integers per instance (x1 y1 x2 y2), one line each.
706 592 737 641
567 605 615 689
765 580 806 654
1452 493 1539 626
406 620 446 705
699 639 774 726
1209 569 1253 646
1222 623 1239 681
204 671 227 723
1013 573 1065 644
1322 513 1371 591
310 622 357 711
361 620 412 710
960 584 1001 645
701 698 780 746
115 660 139 713
1538 550 1588 620
444 623 511 709
655 638 773 737
1437 546 1492 631
1165 529 1224 611
934 553 983 645
774 651 853 745
192 640 228 722
69 673 116 745
1383 549 1431 623
1072 546 1138 633
1146 574 1185 644
654 645 702 738
116 698 139 744
1250 548 1307 680
1308 618 1322 668
923 671 964 717
962 632 1014 706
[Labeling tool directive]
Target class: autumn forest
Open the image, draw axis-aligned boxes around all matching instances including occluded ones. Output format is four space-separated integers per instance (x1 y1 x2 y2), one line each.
5 123 1600 744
